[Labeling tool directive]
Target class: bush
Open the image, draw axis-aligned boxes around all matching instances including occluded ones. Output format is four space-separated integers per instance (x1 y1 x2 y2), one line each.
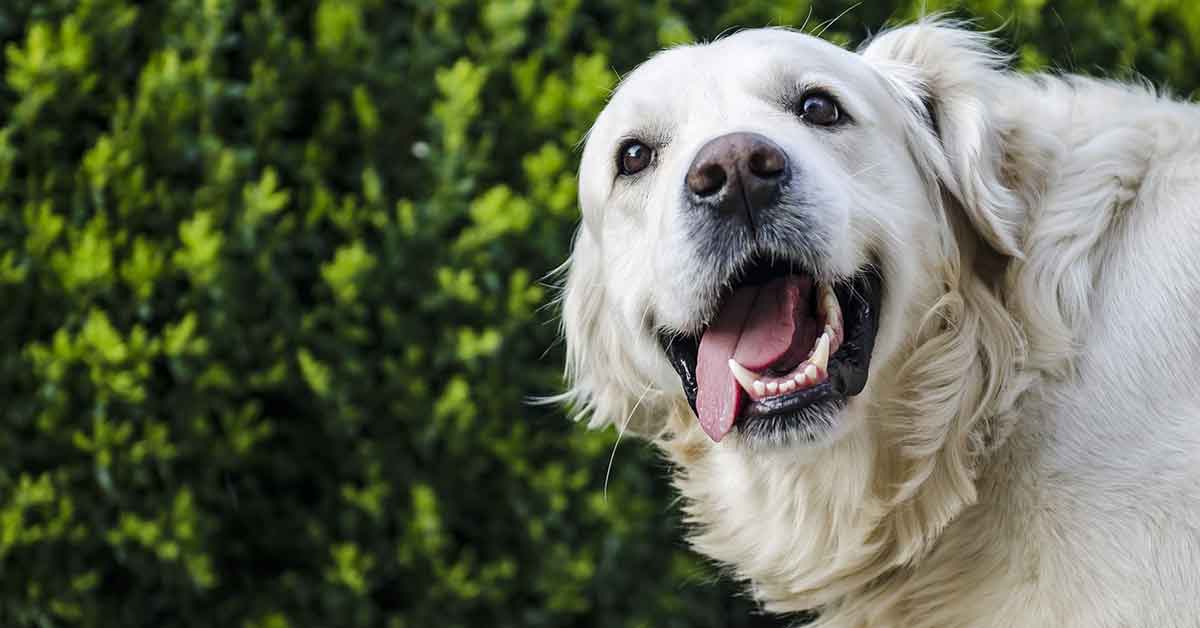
0 1 1197 627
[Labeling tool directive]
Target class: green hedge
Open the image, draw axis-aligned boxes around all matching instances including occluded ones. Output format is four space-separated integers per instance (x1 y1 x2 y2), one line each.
1 1 1197 627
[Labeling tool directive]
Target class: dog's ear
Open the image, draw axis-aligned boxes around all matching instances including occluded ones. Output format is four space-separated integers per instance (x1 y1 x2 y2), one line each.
556 227 665 435
861 21 1024 257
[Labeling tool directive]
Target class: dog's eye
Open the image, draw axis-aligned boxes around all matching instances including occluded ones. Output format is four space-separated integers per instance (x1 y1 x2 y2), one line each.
618 141 654 176
799 92 841 126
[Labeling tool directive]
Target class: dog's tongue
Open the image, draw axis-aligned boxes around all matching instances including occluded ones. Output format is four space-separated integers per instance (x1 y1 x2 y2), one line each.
695 276 810 442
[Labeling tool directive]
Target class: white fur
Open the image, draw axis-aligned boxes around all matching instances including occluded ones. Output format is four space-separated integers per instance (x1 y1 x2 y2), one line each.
561 20 1200 627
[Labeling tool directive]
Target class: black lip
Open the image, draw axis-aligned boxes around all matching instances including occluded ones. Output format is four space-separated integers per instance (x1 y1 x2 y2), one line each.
662 267 883 437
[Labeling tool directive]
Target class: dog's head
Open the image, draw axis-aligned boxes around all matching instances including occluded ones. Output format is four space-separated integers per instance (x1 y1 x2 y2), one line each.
561 21 1038 610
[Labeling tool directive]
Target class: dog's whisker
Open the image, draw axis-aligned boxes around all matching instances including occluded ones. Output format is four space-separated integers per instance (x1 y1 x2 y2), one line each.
813 2 862 39
638 292 656 333
799 4 815 33
850 160 884 178
604 382 654 502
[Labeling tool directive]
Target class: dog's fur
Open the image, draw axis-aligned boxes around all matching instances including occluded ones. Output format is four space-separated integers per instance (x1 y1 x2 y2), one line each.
559 20 1200 627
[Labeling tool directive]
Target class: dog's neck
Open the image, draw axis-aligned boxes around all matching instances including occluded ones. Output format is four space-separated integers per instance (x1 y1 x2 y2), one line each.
658 380 1042 622
660 413 895 614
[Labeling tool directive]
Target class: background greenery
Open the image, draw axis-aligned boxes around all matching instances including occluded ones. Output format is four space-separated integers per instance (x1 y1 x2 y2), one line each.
0 1 1197 626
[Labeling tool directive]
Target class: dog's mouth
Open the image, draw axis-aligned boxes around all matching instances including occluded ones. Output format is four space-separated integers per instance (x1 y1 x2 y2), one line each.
661 258 883 442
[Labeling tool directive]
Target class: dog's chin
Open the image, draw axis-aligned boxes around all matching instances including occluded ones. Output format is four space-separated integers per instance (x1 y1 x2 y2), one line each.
734 396 847 448
661 258 883 448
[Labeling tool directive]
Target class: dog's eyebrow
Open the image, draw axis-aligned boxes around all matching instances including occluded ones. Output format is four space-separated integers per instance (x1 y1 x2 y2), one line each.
613 124 673 153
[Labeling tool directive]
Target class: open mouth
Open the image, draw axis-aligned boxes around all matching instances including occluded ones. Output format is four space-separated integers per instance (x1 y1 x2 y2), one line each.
661 258 883 442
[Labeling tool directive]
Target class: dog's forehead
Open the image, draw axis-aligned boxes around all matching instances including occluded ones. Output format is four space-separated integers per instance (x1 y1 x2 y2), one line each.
612 30 865 108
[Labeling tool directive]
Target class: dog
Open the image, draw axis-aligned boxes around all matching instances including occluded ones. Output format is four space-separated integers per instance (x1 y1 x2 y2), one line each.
558 19 1200 628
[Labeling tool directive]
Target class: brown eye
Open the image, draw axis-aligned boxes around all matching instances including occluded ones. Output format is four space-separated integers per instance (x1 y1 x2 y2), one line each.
618 141 654 175
800 92 841 126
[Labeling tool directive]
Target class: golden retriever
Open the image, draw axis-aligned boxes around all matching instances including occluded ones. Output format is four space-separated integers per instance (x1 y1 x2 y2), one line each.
560 20 1200 628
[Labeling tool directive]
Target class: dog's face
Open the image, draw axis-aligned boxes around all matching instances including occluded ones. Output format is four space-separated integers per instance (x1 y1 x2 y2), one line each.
564 26 1021 453
568 29 939 449
563 23 1034 611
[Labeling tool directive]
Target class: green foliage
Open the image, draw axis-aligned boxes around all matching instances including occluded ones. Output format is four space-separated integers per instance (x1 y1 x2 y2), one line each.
0 1 1197 626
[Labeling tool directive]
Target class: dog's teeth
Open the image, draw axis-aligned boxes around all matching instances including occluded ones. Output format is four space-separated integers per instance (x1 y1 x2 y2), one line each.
821 286 842 328
793 372 806 384
754 381 766 396
766 381 779 395
728 359 760 395
811 332 831 372
821 285 839 312
804 363 819 382
781 380 796 393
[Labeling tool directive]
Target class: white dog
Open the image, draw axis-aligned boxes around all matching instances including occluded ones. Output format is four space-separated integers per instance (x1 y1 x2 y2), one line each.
559 19 1200 628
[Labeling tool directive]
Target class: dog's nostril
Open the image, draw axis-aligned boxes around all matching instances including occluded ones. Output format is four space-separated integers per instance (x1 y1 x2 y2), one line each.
687 162 728 197
748 147 786 179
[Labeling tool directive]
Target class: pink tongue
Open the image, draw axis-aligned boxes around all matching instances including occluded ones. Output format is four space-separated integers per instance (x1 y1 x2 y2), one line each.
694 276 811 442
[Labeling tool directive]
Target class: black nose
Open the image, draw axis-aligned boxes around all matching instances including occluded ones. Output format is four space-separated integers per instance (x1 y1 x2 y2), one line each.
685 132 789 221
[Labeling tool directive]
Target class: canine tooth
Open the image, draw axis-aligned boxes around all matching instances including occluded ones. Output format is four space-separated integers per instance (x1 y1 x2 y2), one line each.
804 363 819 382
819 283 834 302
825 325 840 354
819 284 835 307
728 359 760 394
753 381 766 396
822 287 842 326
767 382 779 395
811 332 831 371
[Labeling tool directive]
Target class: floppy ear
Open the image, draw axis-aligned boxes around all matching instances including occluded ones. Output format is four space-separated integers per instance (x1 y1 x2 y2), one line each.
858 24 1036 530
861 21 1025 257
556 227 666 435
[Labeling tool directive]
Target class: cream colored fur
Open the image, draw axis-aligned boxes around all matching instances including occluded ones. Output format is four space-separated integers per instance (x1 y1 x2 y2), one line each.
560 20 1200 627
